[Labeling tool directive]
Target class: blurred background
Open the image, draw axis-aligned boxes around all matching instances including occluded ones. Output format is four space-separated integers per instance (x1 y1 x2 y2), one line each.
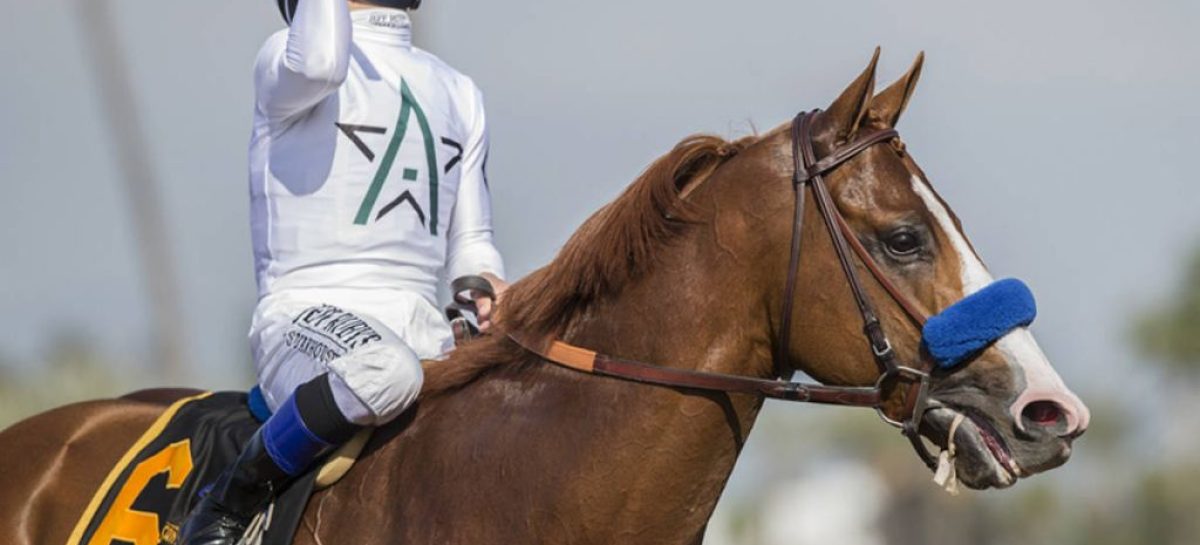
2 0 1198 543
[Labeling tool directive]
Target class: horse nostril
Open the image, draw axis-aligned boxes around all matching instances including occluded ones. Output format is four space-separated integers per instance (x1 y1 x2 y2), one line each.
1010 389 1089 438
1022 400 1063 428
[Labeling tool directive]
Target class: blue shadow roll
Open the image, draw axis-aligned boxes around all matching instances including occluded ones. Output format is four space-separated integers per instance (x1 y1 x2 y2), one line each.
921 278 1036 369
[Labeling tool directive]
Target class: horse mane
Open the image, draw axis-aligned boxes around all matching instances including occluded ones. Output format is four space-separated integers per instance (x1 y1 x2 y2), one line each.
422 133 758 396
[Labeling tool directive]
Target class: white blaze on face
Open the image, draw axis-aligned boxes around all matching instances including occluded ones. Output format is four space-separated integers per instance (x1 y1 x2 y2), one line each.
909 176 1090 436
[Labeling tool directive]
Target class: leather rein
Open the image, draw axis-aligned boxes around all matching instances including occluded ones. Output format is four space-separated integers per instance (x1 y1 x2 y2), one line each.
508 110 942 469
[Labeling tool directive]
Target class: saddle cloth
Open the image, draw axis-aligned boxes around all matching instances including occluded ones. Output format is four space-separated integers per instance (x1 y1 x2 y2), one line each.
66 392 317 545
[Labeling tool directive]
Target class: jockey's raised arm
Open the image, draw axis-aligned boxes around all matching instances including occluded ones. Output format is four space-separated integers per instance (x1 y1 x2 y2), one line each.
255 0 351 120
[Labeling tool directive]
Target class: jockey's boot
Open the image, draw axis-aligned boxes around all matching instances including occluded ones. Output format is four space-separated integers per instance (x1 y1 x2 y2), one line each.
177 374 360 545
174 428 293 545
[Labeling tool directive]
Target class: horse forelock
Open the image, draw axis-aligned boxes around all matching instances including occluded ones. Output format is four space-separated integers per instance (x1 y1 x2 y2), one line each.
421 133 759 397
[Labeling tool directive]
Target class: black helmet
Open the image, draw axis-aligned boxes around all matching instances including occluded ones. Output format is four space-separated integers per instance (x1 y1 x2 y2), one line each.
277 0 422 24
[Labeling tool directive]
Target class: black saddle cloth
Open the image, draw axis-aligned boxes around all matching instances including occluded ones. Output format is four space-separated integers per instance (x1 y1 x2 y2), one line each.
69 392 314 545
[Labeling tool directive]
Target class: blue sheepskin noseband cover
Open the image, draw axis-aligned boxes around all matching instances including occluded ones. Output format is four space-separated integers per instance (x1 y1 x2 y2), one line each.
921 278 1036 369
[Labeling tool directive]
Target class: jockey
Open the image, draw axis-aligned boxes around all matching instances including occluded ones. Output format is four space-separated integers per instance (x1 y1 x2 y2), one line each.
177 0 507 543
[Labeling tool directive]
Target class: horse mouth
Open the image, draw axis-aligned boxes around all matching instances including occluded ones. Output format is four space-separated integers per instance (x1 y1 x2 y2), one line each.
924 407 1021 489
964 411 1021 481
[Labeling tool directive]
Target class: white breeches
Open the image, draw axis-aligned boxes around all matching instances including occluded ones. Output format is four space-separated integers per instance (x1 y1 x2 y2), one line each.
250 289 451 426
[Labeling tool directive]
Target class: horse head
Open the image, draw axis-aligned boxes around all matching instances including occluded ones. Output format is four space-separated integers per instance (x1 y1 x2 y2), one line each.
720 50 1090 489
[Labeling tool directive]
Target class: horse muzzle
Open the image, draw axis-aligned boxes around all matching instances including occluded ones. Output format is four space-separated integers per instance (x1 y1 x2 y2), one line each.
919 391 1079 490
910 279 1086 489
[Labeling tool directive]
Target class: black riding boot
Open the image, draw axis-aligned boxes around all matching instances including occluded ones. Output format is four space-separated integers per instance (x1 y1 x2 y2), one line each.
175 430 294 545
176 374 360 545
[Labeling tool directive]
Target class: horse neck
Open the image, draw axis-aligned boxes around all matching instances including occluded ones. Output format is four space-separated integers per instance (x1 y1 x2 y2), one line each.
501 184 782 542
352 236 776 544
547 256 775 538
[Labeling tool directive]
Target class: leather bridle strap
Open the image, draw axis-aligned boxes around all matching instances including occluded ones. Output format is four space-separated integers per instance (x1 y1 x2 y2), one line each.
775 117 810 374
508 333 883 406
791 111 938 469
786 111 902 370
791 114 928 330
776 113 905 369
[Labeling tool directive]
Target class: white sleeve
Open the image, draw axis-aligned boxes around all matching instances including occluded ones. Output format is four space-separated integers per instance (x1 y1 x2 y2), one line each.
445 83 506 282
254 0 351 120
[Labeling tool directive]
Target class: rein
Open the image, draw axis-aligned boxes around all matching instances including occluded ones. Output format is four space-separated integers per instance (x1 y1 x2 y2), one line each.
509 110 941 469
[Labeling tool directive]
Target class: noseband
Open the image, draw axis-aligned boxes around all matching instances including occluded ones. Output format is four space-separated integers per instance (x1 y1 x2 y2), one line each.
510 110 941 470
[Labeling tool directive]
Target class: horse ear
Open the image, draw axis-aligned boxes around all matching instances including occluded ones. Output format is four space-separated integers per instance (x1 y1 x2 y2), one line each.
820 47 880 143
869 51 924 128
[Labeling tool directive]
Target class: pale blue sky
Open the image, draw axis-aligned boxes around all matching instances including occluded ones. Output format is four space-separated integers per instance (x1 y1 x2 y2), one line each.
2 0 1197 406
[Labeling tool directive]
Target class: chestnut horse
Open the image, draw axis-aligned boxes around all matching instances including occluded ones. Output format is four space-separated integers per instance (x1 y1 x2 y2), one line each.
0 51 1089 545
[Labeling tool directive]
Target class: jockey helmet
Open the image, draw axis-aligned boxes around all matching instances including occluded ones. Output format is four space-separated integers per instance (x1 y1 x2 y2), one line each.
277 0 422 24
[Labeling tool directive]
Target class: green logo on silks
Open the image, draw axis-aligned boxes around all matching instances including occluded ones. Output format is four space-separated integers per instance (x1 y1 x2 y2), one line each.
354 79 440 234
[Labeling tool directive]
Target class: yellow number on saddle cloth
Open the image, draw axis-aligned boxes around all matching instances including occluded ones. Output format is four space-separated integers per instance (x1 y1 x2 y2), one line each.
65 392 212 545
85 440 193 545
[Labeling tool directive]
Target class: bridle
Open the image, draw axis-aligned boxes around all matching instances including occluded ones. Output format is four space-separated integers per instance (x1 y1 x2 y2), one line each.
782 109 937 468
508 109 943 470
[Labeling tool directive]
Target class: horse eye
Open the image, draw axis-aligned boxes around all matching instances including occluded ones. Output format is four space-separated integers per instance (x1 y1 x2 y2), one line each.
885 231 921 256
